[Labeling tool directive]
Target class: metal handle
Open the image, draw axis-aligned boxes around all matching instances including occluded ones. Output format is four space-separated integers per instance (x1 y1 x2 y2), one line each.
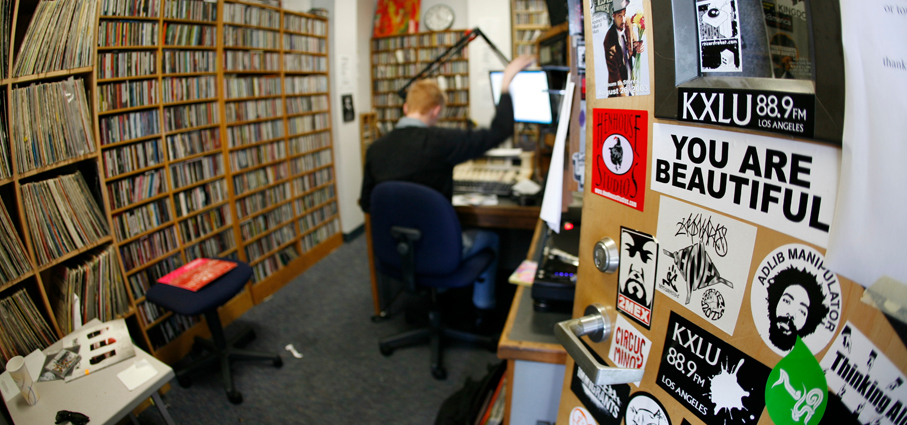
554 304 644 386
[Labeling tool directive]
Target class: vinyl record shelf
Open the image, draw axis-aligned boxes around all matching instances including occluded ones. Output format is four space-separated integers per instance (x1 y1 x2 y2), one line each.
0 0 341 367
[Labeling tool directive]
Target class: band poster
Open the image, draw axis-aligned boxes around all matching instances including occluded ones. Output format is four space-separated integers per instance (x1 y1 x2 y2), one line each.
696 0 743 73
589 0 650 98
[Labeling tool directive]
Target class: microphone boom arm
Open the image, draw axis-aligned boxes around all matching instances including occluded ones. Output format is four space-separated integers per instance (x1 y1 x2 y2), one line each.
396 28 511 100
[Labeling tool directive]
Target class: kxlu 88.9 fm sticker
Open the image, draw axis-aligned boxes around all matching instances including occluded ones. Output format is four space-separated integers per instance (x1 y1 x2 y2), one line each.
657 312 771 425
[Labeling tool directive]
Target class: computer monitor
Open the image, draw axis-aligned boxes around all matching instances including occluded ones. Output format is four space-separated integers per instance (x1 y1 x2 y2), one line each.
489 70 554 125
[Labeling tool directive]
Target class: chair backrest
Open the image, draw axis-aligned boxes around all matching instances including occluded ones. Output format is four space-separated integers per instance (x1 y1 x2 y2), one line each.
370 181 463 276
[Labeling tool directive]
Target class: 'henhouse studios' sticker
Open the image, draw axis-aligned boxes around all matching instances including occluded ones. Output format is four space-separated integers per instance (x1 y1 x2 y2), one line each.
750 243 842 356
654 196 757 336
657 312 771 425
591 109 649 211
617 227 658 329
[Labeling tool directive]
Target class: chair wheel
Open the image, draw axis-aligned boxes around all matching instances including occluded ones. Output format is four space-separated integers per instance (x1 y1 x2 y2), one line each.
379 343 394 356
273 356 283 368
431 366 447 380
177 376 192 388
228 390 243 404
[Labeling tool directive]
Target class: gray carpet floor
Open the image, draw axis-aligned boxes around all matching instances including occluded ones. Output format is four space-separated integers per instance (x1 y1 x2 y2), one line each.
137 234 508 424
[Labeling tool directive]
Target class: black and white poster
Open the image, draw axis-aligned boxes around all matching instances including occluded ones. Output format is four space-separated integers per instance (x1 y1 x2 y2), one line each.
342 94 355 122
751 244 842 356
571 338 632 425
820 322 907 425
617 227 658 328
697 0 742 72
625 392 672 425
651 123 840 248
655 196 756 336
657 312 770 425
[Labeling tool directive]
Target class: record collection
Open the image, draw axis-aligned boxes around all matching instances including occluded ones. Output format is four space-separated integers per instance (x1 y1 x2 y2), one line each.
0 199 31 285
21 171 110 266
47 244 128 335
0 288 58 369
12 0 97 77
10 78 96 173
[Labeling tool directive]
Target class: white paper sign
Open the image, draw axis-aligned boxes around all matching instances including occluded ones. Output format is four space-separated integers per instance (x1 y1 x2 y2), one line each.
825 0 907 288
607 315 652 386
651 123 840 248
820 322 907 425
654 195 757 335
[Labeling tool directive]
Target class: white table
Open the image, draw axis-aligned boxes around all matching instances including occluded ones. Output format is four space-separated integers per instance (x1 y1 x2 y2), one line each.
4 346 176 425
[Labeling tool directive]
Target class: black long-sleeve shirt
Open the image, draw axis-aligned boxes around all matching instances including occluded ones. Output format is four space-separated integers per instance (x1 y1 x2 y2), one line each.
359 93 514 213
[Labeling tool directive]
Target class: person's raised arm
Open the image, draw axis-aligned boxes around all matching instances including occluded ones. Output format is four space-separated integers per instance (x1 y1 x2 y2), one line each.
500 55 536 93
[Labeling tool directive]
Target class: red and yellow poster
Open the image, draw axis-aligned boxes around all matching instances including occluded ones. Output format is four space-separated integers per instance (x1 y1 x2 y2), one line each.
373 0 421 37
590 108 648 211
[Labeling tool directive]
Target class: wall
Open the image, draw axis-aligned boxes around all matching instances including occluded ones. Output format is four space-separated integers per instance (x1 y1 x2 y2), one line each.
466 0 512 128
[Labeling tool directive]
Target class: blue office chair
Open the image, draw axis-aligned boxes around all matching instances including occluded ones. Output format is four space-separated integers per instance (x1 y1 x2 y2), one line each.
370 181 498 379
145 259 282 404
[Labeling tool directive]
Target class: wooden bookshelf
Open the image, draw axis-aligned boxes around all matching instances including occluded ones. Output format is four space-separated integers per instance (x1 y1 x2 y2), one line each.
0 0 342 367
512 0 550 145
370 30 471 135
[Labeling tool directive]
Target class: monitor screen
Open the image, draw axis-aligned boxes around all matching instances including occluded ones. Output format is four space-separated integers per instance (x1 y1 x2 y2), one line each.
489 70 553 125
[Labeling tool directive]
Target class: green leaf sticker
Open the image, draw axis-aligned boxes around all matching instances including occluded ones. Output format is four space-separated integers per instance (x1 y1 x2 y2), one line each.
766 336 828 425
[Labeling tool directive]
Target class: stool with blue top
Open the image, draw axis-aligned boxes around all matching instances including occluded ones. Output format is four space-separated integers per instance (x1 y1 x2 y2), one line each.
145 259 282 404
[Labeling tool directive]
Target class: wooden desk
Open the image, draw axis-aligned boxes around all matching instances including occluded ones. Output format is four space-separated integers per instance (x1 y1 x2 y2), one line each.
455 204 540 230
496 220 569 425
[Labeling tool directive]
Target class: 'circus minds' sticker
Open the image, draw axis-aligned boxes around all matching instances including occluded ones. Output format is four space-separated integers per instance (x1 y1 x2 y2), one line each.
607 315 653 386
654 196 757 336
625 392 672 425
751 244 842 356
657 311 770 424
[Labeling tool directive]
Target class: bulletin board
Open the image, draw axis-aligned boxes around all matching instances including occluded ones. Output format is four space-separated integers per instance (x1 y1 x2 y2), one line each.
553 0 906 424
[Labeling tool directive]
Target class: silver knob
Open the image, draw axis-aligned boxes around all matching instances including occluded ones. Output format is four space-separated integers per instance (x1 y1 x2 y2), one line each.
592 237 619 273
554 304 644 386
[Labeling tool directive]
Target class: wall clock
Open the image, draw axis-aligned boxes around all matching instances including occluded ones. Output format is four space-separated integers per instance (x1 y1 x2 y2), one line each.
423 4 455 32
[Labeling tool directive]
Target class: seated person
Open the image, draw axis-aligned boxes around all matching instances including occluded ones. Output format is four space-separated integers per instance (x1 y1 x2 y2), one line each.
360 54 536 320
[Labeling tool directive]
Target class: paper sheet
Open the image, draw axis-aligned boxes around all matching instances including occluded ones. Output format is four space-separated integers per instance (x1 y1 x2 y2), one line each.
117 359 159 391
825 0 907 287
540 74 575 233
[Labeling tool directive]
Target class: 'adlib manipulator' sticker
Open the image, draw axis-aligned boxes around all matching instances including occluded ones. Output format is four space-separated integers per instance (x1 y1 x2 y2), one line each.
751 243 842 356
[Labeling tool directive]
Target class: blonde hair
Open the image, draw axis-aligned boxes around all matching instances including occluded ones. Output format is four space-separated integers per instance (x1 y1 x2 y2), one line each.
405 78 447 114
